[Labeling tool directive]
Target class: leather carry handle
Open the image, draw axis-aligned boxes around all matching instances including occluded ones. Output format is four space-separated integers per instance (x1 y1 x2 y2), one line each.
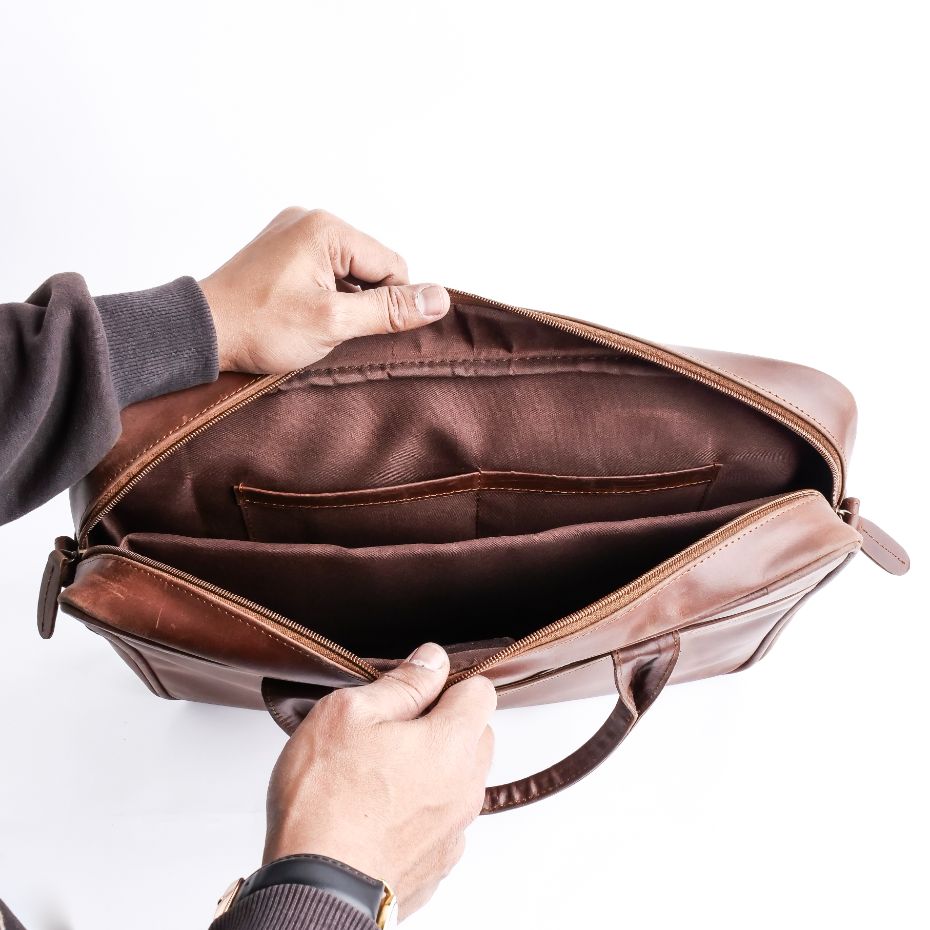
263 630 680 815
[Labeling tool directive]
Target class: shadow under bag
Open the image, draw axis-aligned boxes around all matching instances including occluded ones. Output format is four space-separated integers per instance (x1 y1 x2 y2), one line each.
38 289 910 813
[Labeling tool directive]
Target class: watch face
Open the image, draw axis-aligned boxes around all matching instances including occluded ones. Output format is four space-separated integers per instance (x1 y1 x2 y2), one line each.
384 897 399 930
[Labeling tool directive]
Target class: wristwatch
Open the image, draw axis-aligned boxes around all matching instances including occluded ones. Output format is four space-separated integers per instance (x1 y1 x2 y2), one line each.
214 854 398 928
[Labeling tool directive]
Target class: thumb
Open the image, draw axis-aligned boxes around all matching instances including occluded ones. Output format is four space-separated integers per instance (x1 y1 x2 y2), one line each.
329 283 450 340
357 642 451 722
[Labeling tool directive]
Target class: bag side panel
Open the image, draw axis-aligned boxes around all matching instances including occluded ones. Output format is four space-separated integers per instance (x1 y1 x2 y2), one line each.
486 493 861 689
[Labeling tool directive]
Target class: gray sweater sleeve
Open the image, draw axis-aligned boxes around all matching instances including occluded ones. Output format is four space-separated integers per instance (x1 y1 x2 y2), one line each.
0 272 217 524
1 274 375 930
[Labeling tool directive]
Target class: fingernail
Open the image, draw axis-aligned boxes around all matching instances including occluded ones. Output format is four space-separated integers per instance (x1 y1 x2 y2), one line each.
405 642 446 671
414 284 449 319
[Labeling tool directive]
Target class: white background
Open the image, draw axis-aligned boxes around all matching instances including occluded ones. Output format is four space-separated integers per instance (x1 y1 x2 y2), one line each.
1 2 927 928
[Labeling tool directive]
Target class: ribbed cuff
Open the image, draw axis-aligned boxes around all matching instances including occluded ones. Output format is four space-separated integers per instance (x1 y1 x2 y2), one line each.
94 276 219 408
210 884 379 930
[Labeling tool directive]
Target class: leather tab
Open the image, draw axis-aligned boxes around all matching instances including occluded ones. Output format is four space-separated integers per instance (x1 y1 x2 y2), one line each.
839 498 910 575
37 536 78 639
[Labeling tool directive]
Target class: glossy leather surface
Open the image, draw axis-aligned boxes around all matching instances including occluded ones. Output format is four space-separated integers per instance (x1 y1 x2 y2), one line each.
45 292 909 810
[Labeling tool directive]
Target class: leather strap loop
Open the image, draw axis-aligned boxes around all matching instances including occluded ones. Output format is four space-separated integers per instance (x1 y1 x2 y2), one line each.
482 630 680 813
262 631 681 815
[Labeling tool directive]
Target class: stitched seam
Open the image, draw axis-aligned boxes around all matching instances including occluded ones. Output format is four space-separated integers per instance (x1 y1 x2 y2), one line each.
236 485 260 540
859 525 907 566
672 350 846 455
530 495 822 652
498 586 821 696
81 555 339 664
266 695 297 732
96 378 267 491
490 747 598 810
298 353 626 377
611 649 626 694
239 478 713 511
83 352 667 526
499 656 614 695
475 467 483 537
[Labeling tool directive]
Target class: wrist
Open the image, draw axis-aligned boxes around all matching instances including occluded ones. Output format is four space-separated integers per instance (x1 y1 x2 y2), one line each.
197 275 238 372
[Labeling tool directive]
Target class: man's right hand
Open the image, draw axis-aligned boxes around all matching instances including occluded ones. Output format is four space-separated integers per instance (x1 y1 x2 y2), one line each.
263 643 496 920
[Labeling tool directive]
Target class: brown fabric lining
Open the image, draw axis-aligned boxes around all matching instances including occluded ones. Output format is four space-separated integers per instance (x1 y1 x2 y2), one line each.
122 497 774 659
97 300 833 659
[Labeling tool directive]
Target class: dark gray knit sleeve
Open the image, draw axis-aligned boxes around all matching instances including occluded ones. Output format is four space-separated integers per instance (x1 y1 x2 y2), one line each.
0 273 218 525
94 275 218 408
210 884 379 930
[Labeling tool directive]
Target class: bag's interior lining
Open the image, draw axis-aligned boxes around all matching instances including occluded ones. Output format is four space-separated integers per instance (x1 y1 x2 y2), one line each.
121 496 774 659
95 299 833 660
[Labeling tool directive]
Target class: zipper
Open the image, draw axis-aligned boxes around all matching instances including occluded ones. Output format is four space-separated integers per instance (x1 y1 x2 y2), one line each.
80 544 379 680
447 288 844 505
449 489 820 683
83 491 819 684
79 374 292 546
80 289 842 544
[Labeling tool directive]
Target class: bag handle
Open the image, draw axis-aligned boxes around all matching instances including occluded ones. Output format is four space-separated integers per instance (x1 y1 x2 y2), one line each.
262 630 680 815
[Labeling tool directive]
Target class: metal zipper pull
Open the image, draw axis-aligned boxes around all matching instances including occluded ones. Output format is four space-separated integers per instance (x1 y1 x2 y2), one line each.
37 536 78 639
838 498 910 575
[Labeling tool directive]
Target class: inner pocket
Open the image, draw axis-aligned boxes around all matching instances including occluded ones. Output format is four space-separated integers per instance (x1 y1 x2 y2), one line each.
122 495 762 659
235 464 720 546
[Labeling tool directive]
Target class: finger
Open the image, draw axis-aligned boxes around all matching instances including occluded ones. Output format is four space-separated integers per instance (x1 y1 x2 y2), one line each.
326 217 410 286
327 283 451 341
355 642 451 722
427 674 497 739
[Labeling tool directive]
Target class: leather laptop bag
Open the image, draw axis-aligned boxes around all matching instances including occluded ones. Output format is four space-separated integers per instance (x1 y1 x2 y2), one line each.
38 288 910 813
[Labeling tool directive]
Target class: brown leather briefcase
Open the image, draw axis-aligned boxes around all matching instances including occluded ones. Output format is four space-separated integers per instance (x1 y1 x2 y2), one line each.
38 288 910 813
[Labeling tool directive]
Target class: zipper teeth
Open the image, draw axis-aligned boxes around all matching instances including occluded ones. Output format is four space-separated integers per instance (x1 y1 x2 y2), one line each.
447 288 842 504
452 488 818 682
81 374 295 544
84 544 379 680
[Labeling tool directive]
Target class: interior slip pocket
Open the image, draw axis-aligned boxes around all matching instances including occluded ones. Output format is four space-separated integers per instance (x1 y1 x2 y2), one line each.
120 495 763 659
235 464 720 546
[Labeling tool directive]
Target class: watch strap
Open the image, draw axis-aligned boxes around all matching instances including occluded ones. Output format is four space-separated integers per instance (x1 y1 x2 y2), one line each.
235 854 386 924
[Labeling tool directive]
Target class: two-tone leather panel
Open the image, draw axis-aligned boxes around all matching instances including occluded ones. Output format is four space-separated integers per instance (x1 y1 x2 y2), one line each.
482 492 860 689
58 552 369 688
94 626 269 710
70 372 266 534
668 343 857 473
501 300 855 492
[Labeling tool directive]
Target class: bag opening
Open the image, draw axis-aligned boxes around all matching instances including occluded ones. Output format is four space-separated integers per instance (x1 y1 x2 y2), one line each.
120 497 774 659
91 300 834 659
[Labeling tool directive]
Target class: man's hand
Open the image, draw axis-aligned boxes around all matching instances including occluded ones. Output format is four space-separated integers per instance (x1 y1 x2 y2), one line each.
264 643 496 920
199 208 451 373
